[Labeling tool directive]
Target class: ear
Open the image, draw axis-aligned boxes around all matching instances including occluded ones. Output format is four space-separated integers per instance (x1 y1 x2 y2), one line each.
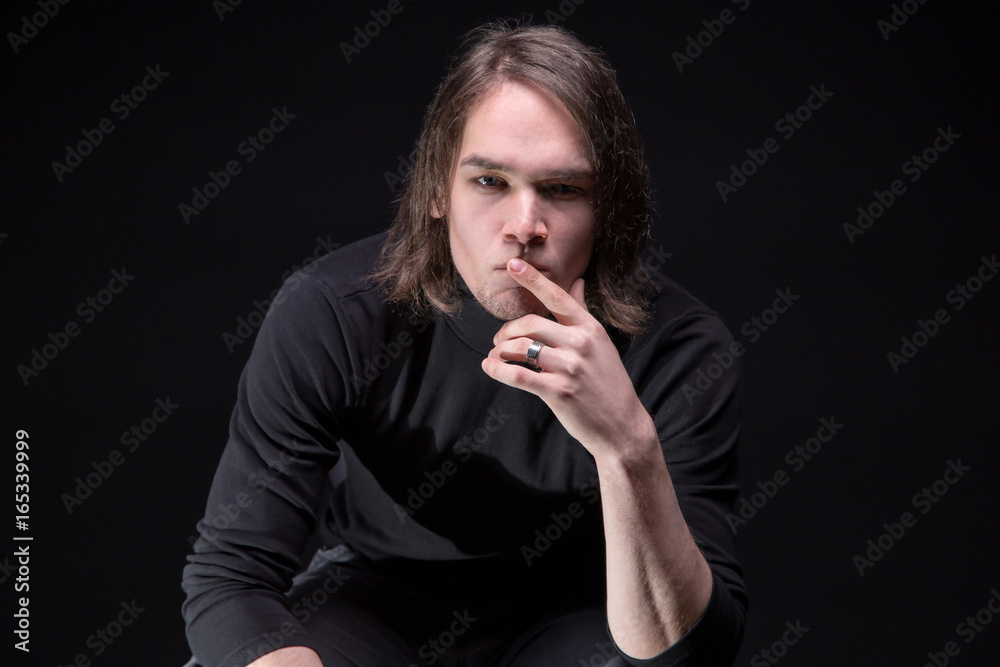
430 189 446 219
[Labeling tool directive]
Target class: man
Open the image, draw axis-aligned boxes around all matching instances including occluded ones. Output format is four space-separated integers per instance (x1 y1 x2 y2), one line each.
182 22 746 667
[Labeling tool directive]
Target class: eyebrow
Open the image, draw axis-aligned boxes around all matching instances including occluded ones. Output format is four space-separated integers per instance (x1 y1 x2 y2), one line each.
458 154 593 180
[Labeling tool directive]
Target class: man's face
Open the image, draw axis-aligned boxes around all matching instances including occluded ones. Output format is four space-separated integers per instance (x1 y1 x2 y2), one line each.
444 80 596 320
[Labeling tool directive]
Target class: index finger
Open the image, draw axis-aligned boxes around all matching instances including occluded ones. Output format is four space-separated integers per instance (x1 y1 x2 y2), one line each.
507 258 586 323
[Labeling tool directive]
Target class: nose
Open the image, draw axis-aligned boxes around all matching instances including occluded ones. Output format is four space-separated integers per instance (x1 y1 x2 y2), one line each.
502 190 548 246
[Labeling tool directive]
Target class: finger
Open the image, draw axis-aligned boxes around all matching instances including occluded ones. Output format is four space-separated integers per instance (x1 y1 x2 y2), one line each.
492 313 567 347
507 258 587 324
481 355 552 395
569 277 585 309
489 339 564 373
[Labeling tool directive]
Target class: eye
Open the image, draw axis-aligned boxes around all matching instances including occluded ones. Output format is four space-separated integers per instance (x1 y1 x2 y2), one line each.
546 183 584 197
474 175 504 188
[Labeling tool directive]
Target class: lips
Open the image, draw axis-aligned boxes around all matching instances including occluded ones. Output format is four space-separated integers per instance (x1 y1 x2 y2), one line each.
495 260 550 273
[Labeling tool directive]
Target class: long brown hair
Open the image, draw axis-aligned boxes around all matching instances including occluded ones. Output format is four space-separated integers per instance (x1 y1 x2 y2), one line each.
372 21 654 336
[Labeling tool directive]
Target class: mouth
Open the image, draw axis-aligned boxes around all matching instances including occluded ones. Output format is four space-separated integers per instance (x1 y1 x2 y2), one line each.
495 260 551 274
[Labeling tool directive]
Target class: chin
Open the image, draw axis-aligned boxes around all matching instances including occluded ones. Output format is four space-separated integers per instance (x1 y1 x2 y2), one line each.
475 286 547 321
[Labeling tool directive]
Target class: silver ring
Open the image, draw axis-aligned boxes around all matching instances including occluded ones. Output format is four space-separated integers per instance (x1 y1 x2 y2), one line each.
526 340 545 369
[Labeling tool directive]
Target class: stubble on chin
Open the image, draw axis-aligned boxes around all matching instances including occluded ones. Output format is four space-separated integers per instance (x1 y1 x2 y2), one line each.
474 285 547 321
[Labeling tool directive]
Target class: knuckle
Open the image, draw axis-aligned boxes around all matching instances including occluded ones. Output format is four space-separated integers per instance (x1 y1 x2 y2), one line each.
550 288 570 307
533 314 552 330
554 381 575 402
516 367 536 387
563 355 581 377
583 321 603 338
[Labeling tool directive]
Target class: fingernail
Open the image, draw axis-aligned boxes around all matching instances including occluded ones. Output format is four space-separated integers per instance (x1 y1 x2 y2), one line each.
509 258 526 272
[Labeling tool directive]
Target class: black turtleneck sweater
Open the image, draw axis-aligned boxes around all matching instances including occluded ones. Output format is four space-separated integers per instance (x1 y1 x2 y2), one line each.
182 233 747 666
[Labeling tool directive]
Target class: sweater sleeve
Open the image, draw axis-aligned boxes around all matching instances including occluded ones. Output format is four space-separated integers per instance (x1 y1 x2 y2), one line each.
613 308 748 666
181 273 354 667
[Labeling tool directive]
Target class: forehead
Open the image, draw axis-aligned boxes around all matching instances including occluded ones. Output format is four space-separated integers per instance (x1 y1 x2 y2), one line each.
456 80 592 176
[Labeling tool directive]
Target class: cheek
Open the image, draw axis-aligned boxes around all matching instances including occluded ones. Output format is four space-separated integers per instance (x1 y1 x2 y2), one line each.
563 210 596 266
449 190 491 237
572 237 594 273
447 196 495 276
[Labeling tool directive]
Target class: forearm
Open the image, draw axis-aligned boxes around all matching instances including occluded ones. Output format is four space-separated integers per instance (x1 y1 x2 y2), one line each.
595 415 713 659
248 646 323 667
481 262 740 659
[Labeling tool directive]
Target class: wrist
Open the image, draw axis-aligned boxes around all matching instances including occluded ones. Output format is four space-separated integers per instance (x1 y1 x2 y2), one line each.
593 407 661 471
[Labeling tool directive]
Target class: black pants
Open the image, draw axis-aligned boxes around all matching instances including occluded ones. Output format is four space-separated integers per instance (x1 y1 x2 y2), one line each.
185 546 625 667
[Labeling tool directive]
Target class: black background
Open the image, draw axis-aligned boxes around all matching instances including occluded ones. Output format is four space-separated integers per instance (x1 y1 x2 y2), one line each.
2 1 998 665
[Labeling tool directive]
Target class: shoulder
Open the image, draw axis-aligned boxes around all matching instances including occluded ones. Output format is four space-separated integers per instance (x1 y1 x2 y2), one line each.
268 231 413 325
261 231 428 358
247 232 418 408
640 270 735 349
252 232 403 356
298 232 388 301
